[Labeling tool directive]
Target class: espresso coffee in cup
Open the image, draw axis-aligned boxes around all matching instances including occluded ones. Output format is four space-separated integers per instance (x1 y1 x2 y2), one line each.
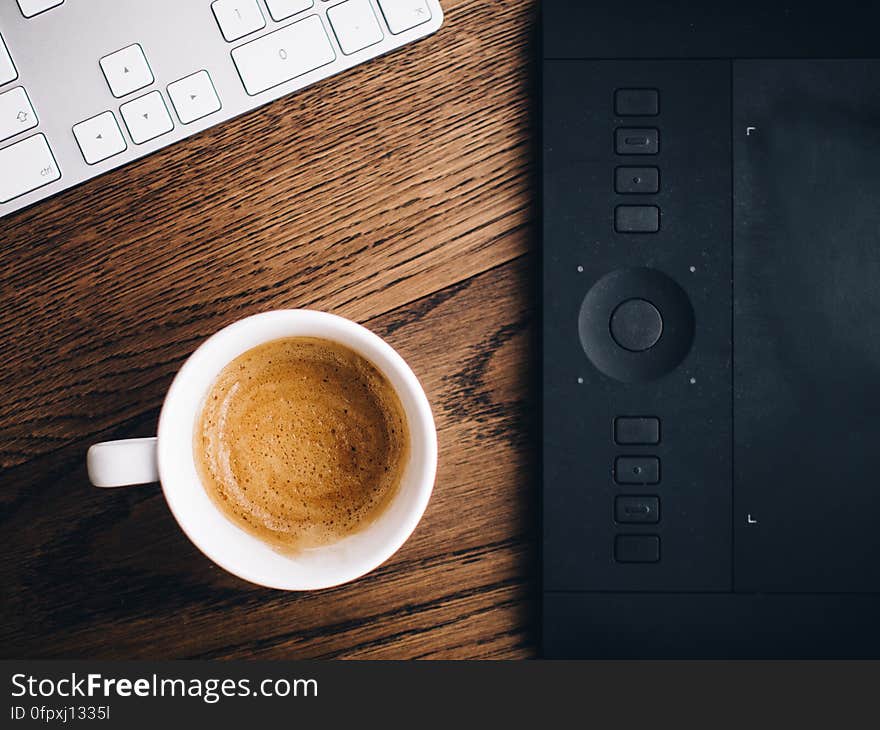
194 336 410 553
87 310 436 590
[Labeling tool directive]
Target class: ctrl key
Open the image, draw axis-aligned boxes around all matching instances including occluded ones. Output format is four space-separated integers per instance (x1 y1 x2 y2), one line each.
615 535 660 563
0 133 60 203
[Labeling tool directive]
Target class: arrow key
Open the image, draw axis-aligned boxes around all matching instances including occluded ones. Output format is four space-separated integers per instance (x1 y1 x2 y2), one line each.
167 70 221 124
100 44 154 98
0 86 38 143
73 111 127 164
120 91 173 144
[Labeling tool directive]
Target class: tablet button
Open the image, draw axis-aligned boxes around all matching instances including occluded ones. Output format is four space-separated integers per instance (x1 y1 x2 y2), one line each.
614 417 660 445
615 205 660 233
615 166 659 194
615 456 660 485
616 127 659 155
615 88 659 116
610 298 663 352
615 535 660 563
616 496 660 524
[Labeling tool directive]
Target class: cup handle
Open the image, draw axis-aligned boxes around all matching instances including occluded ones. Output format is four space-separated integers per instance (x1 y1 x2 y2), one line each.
87 437 159 488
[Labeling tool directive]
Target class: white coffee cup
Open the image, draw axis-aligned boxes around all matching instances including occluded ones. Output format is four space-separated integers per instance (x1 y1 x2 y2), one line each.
87 310 437 590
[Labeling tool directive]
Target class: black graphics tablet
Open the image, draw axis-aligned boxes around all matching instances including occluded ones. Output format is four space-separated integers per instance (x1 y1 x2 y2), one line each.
542 1 880 657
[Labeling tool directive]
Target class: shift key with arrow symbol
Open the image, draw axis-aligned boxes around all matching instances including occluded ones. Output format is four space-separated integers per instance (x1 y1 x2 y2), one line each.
0 86 38 143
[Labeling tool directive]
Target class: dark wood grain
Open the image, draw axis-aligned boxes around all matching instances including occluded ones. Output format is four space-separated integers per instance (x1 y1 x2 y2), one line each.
0 0 538 659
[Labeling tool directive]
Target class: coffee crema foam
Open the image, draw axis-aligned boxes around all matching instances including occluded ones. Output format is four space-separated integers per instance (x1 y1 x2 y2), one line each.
194 337 409 553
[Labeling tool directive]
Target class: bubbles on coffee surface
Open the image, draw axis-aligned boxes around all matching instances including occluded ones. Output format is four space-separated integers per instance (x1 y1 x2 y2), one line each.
194 337 409 552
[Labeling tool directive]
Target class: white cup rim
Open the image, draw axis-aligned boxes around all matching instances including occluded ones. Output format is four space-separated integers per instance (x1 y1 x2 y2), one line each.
155 310 437 590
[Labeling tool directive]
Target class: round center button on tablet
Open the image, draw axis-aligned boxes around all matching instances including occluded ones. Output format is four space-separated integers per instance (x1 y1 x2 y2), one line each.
578 267 695 383
610 298 663 352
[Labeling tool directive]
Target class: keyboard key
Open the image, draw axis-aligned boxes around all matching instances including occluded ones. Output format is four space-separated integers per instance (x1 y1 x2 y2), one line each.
378 0 432 34
0 35 17 86
0 87 37 143
120 91 174 144
328 0 384 55
168 70 221 124
212 0 266 43
265 0 314 22
17 0 63 18
231 16 336 96
100 44 154 99
73 111 127 164
0 134 60 203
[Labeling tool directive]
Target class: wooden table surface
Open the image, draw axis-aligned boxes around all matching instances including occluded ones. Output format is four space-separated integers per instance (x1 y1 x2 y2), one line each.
0 1 538 659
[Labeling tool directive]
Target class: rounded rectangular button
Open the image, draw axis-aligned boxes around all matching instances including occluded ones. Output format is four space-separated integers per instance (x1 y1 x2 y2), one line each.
120 91 174 144
0 87 37 143
615 496 660 524
615 205 660 233
212 0 266 42
615 456 660 485
615 535 660 563
329 0 384 55
265 0 314 22
615 88 659 116
614 417 660 445
0 133 60 203
100 44 154 99
616 127 659 155
167 71 222 124
231 16 336 96
17 0 64 18
378 0 432 34
615 166 660 194
73 111 127 164
0 34 19 86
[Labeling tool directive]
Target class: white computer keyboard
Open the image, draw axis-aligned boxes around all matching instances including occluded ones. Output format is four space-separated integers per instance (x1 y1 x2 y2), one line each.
0 0 443 218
